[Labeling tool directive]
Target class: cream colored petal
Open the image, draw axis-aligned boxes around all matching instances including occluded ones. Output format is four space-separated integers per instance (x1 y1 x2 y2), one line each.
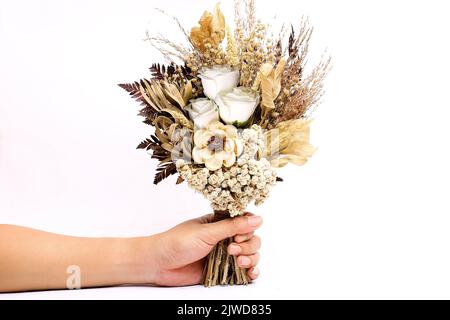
234 139 244 156
205 155 223 171
200 148 214 160
194 129 212 147
194 130 204 146
212 129 226 137
222 152 236 167
223 139 234 153
192 147 203 164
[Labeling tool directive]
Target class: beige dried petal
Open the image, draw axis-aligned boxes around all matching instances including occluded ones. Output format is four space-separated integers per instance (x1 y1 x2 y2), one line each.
234 139 244 156
205 156 223 171
223 139 234 153
199 147 214 160
192 147 202 163
222 152 236 167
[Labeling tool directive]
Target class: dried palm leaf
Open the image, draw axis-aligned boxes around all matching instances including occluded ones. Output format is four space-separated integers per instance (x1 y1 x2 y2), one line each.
264 119 316 167
163 82 186 108
181 80 193 104
256 59 286 123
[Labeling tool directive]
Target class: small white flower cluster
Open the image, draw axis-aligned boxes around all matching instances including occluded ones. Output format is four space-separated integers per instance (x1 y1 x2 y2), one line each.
176 125 277 217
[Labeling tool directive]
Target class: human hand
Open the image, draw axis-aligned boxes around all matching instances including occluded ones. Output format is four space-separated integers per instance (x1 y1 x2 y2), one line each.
135 213 263 286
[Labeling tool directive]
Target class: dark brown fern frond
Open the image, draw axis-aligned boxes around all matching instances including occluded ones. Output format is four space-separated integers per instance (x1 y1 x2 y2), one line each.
150 63 176 80
118 82 147 107
137 135 169 160
150 63 194 81
180 64 193 79
136 135 176 185
137 138 155 150
119 81 158 123
154 162 177 185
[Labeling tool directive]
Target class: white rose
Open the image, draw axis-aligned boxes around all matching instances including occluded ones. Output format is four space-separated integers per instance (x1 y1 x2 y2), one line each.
215 87 260 127
199 65 240 100
186 98 219 128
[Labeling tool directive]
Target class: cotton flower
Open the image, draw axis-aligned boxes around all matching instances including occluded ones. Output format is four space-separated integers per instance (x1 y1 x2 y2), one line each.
192 121 244 171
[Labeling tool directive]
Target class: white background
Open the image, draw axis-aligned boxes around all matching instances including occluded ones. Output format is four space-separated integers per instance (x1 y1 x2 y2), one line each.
1 0 450 299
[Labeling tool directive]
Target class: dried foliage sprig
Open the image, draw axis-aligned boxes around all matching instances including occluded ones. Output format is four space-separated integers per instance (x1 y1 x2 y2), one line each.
265 20 331 128
269 55 331 128
137 135 176 184
119 81 159 123
154 162 177 185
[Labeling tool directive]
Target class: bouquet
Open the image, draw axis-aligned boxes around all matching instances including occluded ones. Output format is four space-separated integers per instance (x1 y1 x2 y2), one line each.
119 0 330 287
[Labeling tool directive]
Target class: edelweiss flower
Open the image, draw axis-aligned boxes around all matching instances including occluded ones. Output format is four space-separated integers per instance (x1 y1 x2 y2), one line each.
192 121 244 171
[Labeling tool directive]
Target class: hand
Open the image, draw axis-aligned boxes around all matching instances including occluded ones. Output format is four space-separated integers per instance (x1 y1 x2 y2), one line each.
0 214 262 292
138 213 263 286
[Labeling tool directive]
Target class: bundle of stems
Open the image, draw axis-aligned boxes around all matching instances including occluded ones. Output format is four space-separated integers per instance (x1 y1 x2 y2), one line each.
202 211 249 287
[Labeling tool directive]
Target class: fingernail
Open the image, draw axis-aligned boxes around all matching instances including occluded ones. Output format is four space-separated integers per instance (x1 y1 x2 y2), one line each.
239 256 251 267
252 267 260 276
228 244 241 255
247 216 262 227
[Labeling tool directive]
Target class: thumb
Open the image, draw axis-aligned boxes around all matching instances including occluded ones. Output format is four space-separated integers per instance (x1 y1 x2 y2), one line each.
203 215 263 244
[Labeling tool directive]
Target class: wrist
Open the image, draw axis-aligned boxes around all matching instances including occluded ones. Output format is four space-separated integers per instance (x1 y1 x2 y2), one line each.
119 235 161 285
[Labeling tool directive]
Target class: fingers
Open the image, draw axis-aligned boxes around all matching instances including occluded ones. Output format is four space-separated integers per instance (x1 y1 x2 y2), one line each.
247 267 260 280
200 212 262 281
203 214 263 244
234 232 254 243
237 253 260 268
228 233 261 281
228 235 261 255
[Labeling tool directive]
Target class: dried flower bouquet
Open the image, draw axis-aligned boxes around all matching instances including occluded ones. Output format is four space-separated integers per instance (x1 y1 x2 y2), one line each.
119 0 330 287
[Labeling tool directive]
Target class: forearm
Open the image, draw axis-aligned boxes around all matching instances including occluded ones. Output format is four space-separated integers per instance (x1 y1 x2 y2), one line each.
0 225 157 293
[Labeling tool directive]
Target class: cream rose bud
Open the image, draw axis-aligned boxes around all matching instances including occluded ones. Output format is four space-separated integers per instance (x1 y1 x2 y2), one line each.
215 87 260 127
186 98 220 128
199 66 240 100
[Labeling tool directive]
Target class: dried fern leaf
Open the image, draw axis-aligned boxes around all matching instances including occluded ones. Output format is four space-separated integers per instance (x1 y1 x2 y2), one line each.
154 162 177 185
